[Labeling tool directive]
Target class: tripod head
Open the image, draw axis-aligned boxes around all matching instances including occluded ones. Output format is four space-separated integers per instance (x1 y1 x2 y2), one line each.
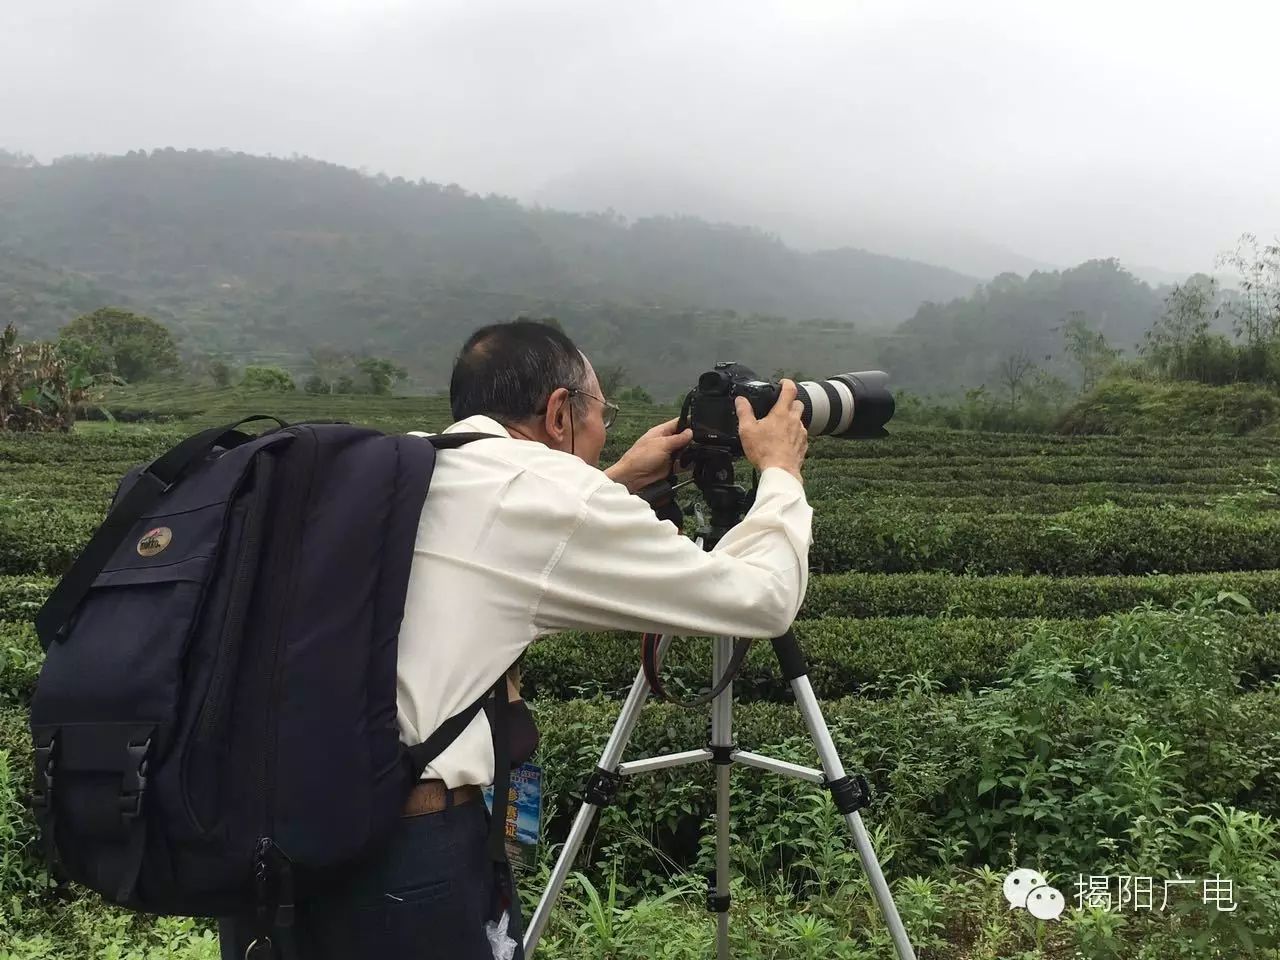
685 443 753 547
638 440 754 550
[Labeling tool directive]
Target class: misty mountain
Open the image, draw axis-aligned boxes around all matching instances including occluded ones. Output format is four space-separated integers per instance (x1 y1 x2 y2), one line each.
533 160 1059 280
0 148 980 391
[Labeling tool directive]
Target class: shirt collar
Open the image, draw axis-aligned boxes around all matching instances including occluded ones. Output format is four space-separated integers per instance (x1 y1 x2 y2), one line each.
442 414 511 438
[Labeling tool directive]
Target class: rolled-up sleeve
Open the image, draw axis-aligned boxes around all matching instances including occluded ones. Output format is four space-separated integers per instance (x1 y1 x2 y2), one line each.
532 467 812 639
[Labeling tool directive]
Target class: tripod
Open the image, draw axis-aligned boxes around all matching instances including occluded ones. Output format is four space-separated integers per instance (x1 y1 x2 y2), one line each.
522 448 917 959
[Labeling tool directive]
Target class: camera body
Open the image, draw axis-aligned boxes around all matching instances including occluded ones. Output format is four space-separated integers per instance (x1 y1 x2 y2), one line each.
687 363 779 452
684 362 894 457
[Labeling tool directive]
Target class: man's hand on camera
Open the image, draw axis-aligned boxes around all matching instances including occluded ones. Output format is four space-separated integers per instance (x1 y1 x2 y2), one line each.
605 418 694 495
735 379 808 483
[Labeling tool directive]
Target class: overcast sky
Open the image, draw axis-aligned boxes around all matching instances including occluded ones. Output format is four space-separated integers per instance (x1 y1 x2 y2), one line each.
2 0 1277 278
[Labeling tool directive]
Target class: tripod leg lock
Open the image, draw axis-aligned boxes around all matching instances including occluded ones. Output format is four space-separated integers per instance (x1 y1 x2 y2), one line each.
770 631 809 681
823 773 872 814
582 766 623 807
708 743 735 765
705 876 730 914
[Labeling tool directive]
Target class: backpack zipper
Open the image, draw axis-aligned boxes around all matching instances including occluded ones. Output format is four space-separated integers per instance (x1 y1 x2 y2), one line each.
196 455 274 742
260 428 318 836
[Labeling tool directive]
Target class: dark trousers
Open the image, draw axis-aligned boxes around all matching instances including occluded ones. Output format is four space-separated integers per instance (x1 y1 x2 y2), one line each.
218 801 524 960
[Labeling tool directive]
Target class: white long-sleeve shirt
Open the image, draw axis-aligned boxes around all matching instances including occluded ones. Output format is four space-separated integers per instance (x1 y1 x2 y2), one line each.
399 414 813 787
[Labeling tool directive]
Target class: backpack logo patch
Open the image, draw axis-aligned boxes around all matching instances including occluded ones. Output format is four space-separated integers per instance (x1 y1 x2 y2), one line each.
137 526 173 558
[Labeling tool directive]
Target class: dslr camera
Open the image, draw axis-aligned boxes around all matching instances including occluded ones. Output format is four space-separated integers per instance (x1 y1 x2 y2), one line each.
681 362 894 458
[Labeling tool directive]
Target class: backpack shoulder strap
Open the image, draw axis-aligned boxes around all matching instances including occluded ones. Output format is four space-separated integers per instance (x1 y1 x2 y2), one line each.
422 431 501 450
400 426 507 778
405 674 514 867
406 431 517 863
34 416 287 650
405 685 493 779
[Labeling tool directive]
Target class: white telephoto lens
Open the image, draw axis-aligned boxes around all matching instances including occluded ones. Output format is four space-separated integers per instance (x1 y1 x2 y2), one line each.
828 379 856 434
798 382 829 436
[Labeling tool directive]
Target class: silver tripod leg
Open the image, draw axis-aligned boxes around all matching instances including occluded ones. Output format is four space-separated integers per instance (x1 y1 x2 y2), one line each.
523 633 673 956
710 636 734 960
788 674 917 960
524 629 918 960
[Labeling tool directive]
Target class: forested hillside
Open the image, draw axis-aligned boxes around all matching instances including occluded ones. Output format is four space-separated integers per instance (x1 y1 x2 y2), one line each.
0 251 115 332
882 260 1168 392
0 149 1228 398
0 149 978 391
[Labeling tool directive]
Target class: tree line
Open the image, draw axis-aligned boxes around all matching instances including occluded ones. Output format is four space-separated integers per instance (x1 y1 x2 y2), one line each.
3 219 1276 436
893 234 1280 433
0 307 412 431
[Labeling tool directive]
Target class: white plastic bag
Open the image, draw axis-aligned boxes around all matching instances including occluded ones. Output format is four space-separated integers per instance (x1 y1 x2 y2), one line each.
485 910 518 960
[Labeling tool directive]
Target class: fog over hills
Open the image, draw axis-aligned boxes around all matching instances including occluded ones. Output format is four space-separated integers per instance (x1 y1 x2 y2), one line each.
4 2 1274 283
2 1 1273 396
0 145 1188 397
533 159 1057 281
0 148 982 392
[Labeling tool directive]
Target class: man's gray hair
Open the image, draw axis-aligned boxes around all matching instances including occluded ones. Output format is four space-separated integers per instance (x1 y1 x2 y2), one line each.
449 320 590 423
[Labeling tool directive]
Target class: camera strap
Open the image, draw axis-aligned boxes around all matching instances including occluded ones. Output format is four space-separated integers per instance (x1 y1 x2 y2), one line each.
640 633 752 708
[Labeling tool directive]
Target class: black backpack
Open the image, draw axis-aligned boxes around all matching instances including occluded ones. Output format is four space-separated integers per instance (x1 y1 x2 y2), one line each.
28 417 513 932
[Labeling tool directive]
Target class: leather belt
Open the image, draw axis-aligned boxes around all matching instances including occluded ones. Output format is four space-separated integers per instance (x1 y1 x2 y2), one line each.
403 780 483 817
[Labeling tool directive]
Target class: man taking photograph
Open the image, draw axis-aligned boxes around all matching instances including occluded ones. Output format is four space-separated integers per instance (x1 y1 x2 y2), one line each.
218 319 812 959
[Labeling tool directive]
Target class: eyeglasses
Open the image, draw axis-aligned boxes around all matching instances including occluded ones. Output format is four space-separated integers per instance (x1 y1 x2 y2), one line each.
569 388 619 430
538 387 619 430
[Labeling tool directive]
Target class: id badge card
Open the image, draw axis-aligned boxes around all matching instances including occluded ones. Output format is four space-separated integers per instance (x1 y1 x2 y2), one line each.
484 762 543 872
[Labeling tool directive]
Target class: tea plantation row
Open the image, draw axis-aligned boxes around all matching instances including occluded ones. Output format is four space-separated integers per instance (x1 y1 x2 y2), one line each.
8 498 1280 577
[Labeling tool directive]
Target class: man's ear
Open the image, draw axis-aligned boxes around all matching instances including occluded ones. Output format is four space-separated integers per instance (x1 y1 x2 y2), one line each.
544 386 571 441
